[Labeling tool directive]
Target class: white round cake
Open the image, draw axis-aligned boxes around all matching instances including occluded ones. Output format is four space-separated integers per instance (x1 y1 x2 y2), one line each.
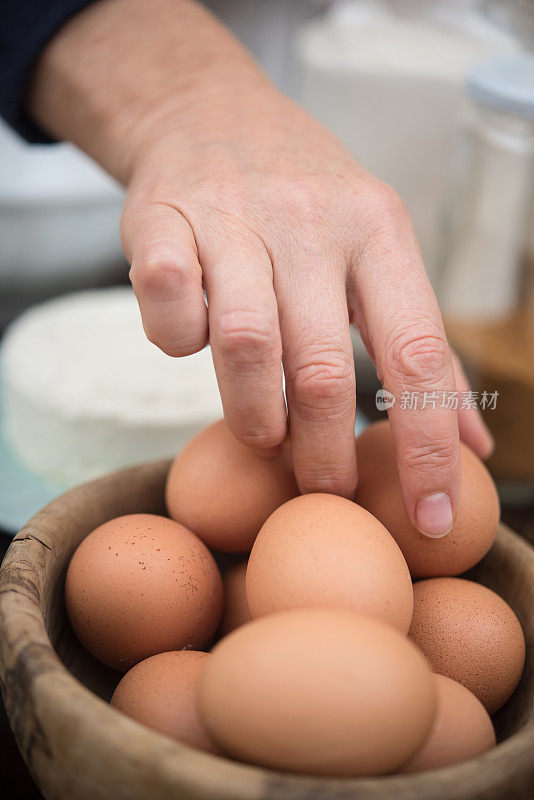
1 287 223 487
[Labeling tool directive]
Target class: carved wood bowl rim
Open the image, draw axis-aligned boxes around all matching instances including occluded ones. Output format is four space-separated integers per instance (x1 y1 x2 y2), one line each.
0 459 532 800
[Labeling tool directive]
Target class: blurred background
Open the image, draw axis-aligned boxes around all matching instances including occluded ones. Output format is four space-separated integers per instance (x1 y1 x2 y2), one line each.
1 0 533 535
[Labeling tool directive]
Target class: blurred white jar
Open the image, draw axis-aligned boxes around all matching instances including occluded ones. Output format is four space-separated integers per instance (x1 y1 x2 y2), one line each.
0 120 124 289
295 0 521 287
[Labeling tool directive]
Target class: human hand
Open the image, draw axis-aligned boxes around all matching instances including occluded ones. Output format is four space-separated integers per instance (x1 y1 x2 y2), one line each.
123 85 493 537
29 0 493 538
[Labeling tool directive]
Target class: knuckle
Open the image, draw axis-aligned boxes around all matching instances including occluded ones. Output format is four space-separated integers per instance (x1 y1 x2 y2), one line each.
131 253 197 296
386 326 451 386
291 352 355 415
366 182 409 222
355 182 412 245
270 180 326 226
402 434 460 476
216 309 279 365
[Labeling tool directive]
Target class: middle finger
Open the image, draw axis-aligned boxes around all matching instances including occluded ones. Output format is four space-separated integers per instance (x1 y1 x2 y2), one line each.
275 247 357 497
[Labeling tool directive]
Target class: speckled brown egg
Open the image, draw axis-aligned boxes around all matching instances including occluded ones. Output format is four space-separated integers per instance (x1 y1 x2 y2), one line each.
219 561 251 636
409 578 525 714
198 608 436 777
65 514 223 671
399 674 495 773
246 493 413 633
165 420 298 553
354 421 499 578
110 650 218 752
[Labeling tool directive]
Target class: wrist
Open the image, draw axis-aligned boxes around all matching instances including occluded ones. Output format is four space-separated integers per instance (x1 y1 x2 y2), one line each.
27 0 271 184
124 69 272 186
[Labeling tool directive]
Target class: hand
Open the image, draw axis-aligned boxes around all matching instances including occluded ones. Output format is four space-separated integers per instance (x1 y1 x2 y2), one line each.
29 0 493 538
122 88 493 537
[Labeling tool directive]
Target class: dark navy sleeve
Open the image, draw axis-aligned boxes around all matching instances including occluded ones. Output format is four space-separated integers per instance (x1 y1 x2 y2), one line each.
0 1 96 142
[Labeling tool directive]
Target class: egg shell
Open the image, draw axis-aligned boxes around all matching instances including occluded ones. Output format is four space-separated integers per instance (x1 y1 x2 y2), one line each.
246 493 413 633
219 561 251 636
354 420 499 578
165 419 298 553
409 577 525 714
399 674 495 773
65 514 223 671
198 608 436 777
111 651 218 752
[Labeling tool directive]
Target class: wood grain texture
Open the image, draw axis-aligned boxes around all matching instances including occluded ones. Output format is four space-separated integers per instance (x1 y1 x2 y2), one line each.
0 460 533 800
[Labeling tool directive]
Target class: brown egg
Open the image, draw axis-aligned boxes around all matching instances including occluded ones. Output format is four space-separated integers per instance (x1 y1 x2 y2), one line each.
399 674 495 773
246 494 413 633
198 608 436 777
409 577 525 713
219 561 251 636
111 651 218 752
354 420 499 578
165 419 298 553
65 514 223 670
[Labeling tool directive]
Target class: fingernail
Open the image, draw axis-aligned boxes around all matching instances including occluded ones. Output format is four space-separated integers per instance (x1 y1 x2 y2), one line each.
416 492 453 539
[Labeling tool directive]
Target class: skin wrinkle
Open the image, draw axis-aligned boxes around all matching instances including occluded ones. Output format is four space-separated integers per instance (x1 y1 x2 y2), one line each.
386 331 451 385
402 435 462 477
27 0 493 514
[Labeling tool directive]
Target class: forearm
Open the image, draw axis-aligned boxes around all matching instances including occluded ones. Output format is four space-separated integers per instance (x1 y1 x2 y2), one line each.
27 0 271 183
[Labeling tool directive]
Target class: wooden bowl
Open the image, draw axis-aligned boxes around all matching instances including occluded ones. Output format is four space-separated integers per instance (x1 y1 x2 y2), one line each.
0 460 533 800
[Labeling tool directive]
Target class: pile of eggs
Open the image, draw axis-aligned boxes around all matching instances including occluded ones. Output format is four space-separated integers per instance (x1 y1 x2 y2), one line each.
65 419 525 777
